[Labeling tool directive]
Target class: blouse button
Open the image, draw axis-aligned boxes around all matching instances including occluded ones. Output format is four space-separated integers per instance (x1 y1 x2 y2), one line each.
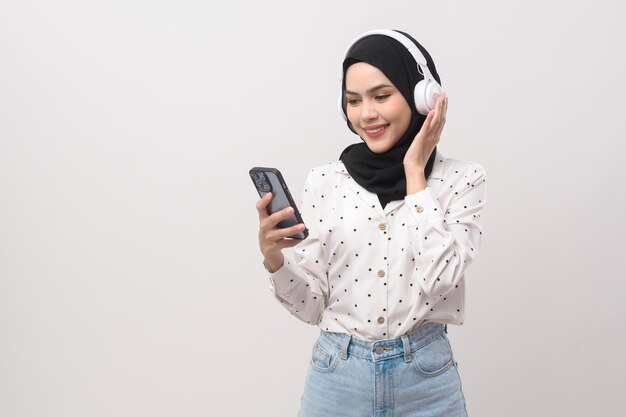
415 206 424 213
378 223 387 231
377 316 385 324
377 270 385 278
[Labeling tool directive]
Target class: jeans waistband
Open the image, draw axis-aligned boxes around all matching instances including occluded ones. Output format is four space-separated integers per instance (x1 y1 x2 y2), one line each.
318 322 447 362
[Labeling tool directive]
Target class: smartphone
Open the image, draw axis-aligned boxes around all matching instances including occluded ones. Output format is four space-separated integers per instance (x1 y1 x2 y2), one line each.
249 167 308 239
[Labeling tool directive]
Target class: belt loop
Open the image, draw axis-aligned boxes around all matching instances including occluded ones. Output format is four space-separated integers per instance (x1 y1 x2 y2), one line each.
340 333 351 360
401 334 411 363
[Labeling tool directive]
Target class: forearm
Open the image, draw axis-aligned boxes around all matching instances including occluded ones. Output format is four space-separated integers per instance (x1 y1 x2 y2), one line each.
268 256 326 325
404 163 487 296
263 253 284 273
407 216 469 297
404 164 427 195
264 168 329 325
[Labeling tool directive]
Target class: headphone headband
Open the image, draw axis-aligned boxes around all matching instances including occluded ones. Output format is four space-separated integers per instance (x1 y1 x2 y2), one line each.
338 29 441 120
341 29 428 67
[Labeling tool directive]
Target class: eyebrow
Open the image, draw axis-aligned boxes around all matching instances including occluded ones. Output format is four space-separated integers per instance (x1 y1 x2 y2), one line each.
345 84 394 96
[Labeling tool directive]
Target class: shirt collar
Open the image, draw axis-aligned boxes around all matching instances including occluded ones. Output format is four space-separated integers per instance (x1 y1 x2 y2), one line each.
429 148 445 180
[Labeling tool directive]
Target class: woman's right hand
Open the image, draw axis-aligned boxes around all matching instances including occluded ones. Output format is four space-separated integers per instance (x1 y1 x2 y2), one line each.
256 192 306 272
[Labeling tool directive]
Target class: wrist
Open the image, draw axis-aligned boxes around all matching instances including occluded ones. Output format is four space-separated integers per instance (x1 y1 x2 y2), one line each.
405 168 427 195
263 255 284 273
403 160 425 173
402 156 424 171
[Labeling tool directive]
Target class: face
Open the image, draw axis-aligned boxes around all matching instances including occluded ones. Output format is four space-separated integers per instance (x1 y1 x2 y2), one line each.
345 62 412 154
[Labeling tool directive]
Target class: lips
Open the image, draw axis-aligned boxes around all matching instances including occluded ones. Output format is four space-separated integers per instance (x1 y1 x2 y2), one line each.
363 124 389 138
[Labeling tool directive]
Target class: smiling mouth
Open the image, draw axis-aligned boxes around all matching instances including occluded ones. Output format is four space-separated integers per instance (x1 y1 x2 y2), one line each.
363 124 389 138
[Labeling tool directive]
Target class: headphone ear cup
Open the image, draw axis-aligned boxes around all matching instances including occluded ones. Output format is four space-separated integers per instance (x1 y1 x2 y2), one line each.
414 79 442 115
414 80 429 115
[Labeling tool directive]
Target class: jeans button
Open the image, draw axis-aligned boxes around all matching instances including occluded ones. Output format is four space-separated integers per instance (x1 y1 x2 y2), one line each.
375 346 384 355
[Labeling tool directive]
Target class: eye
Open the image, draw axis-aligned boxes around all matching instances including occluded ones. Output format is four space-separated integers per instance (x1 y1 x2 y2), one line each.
375 94 391 101
346 98 361 106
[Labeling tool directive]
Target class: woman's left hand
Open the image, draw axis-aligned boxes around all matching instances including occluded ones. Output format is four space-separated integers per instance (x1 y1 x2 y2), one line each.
403 91 448 171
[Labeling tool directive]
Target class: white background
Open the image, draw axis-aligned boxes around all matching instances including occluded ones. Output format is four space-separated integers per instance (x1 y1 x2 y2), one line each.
1 1 625 416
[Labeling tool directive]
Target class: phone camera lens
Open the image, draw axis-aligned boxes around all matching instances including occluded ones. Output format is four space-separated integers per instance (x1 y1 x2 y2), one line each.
253 172 271 193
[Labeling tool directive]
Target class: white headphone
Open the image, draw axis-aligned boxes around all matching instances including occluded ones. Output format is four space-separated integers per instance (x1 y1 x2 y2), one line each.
338 29 442 121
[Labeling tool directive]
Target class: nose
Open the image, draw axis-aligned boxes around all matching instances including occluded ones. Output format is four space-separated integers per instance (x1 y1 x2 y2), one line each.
360 99 379 122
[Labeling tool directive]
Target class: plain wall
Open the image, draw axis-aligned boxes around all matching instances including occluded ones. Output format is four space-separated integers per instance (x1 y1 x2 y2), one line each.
1 1 625 416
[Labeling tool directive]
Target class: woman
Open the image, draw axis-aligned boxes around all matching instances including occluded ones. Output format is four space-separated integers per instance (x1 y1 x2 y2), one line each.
255 29 486 417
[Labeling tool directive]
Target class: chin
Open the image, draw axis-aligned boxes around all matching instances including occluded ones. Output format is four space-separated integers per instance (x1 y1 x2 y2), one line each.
362 138 396 154
368 145 391 154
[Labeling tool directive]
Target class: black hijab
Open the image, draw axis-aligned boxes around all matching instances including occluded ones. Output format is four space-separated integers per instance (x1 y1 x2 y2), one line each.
338 30 441 209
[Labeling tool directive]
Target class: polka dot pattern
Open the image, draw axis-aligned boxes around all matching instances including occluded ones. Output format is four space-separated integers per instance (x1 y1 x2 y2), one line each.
266 149 487 342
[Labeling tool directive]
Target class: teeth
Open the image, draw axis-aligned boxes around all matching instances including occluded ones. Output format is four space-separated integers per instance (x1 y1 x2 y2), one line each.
366 126 386 133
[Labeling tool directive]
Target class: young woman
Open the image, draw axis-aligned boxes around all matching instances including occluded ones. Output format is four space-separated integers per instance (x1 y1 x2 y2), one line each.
255 29 486 417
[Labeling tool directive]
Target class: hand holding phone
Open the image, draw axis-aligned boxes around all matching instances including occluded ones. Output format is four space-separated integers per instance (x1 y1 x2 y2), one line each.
250 167 308 239
251 167 309 272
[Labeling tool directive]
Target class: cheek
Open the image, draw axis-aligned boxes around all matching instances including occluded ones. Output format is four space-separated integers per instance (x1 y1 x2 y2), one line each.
390 101 412 130
346 107 360 128
400 110 412 131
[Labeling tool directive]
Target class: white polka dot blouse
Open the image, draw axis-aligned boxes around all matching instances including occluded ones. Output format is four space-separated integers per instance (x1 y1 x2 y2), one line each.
266 149 487 341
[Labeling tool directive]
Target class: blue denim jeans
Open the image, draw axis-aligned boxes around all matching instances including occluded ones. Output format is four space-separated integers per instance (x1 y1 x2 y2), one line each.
298 322 468 417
